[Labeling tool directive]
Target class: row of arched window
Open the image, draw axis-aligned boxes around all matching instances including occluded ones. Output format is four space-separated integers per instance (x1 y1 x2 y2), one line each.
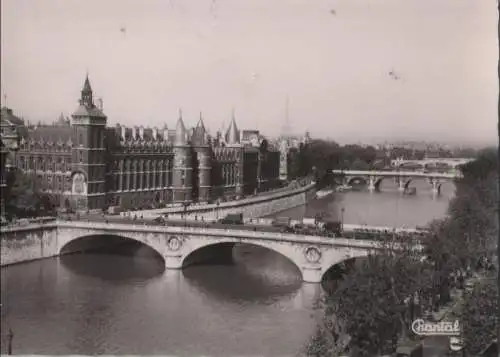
19 142 72 152
18 155 71 173
113 158 174 173
221 164 240 186
112 170 173 192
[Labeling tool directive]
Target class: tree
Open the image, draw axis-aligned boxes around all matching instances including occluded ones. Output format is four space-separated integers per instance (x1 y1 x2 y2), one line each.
461 278 498 355
4 169 51 219
307 236 433 356
423 149 497 273
421 148 498 351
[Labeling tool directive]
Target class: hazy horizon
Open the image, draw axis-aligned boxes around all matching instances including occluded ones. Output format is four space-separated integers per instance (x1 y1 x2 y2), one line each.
1 0 498 146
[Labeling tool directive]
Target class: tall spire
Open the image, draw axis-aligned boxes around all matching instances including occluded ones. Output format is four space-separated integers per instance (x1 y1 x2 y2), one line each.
225 110 240 145
197 111 206 129
281 95 292 137
80 74 94 107
175 108 187 146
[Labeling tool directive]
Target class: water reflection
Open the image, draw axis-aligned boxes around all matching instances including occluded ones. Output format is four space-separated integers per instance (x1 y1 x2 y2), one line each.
2 245 318 356
183 245 302 305
60 254 165 283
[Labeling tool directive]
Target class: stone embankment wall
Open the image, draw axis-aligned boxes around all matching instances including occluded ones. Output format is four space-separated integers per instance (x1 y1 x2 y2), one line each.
124 183 316 219
1 224 59 266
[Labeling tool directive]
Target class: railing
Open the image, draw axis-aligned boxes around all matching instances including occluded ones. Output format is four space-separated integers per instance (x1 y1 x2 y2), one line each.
0 217 57 231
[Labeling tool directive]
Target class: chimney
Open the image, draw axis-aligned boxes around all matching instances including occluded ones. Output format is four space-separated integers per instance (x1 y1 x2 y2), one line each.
152 127 158 140
132 126 138 140
139 126 144 140
96 98 103 111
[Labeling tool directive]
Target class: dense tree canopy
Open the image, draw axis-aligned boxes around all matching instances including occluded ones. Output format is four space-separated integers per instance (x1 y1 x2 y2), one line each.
461 278 498 355
4 169 53 219
293 139 470 186
422 148 498 352
307 237 433 356
424 148 498 271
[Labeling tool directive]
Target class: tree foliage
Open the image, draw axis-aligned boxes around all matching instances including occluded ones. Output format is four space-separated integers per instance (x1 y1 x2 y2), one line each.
4 169 52 219
294 140 465 187
461 279 498 355
424 149 498 271
422 148 498 351
307 237 433 356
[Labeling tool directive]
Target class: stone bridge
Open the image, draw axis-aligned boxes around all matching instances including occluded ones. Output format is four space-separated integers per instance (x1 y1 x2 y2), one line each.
390 158 473 170
332 169 460 194
1 221 421 283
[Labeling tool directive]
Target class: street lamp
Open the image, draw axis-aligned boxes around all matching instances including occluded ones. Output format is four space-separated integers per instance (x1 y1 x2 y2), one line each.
183 202 190 227
340 206 345 232
216 199 220 221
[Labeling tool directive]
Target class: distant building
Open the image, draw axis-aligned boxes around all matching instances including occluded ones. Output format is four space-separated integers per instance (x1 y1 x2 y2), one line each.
0 76 293 214
277 131 310 181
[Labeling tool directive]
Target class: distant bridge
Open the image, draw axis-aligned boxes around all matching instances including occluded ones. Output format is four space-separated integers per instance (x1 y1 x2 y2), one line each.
332 169 461 194
1 220 422 283
390 157 474 170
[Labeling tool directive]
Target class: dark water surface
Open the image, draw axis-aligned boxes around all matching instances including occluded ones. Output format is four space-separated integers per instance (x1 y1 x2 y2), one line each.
1 185 452 355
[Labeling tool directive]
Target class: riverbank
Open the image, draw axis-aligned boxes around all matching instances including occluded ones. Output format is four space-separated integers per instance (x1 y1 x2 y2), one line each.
123 182 316 219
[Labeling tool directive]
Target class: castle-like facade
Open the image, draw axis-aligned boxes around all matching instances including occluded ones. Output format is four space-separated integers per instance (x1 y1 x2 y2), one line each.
0 76 302 214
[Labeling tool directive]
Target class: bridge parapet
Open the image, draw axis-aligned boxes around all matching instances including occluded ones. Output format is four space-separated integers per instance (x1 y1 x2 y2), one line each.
55 220 392 249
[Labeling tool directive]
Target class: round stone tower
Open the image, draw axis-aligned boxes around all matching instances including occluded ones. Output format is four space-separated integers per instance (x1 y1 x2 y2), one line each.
193 115 211 203
172 112 192 203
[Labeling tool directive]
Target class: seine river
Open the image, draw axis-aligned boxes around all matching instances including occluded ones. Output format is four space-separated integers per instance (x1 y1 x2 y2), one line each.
1 180 454 355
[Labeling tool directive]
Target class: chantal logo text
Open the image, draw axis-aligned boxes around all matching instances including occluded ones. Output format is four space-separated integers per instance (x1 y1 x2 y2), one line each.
411 319 460 336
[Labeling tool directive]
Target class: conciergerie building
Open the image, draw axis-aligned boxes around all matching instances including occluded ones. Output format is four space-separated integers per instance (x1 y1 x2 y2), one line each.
0 76 308 213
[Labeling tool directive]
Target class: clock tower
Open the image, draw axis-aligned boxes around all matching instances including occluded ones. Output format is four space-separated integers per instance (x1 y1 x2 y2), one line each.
70 75 107 212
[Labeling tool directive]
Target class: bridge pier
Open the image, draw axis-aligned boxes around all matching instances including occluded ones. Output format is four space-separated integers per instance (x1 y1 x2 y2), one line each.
164 254 183 269
301 265 323 283
397 178 406 192
430 178 442 196
368 176 376 192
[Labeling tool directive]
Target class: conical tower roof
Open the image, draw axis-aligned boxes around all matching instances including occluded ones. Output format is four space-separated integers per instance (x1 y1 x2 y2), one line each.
225 111 240 145
82 75 92 93
192 112 209 146
174 109 187 146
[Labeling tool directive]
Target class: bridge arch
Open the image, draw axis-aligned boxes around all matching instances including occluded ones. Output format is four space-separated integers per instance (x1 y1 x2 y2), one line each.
318 246 373 281
179 238 303 275
57 227 168 263
59 233 167 262
346 176 367 186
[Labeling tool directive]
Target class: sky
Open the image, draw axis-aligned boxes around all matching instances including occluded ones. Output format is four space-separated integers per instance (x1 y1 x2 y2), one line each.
1 0 498 146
